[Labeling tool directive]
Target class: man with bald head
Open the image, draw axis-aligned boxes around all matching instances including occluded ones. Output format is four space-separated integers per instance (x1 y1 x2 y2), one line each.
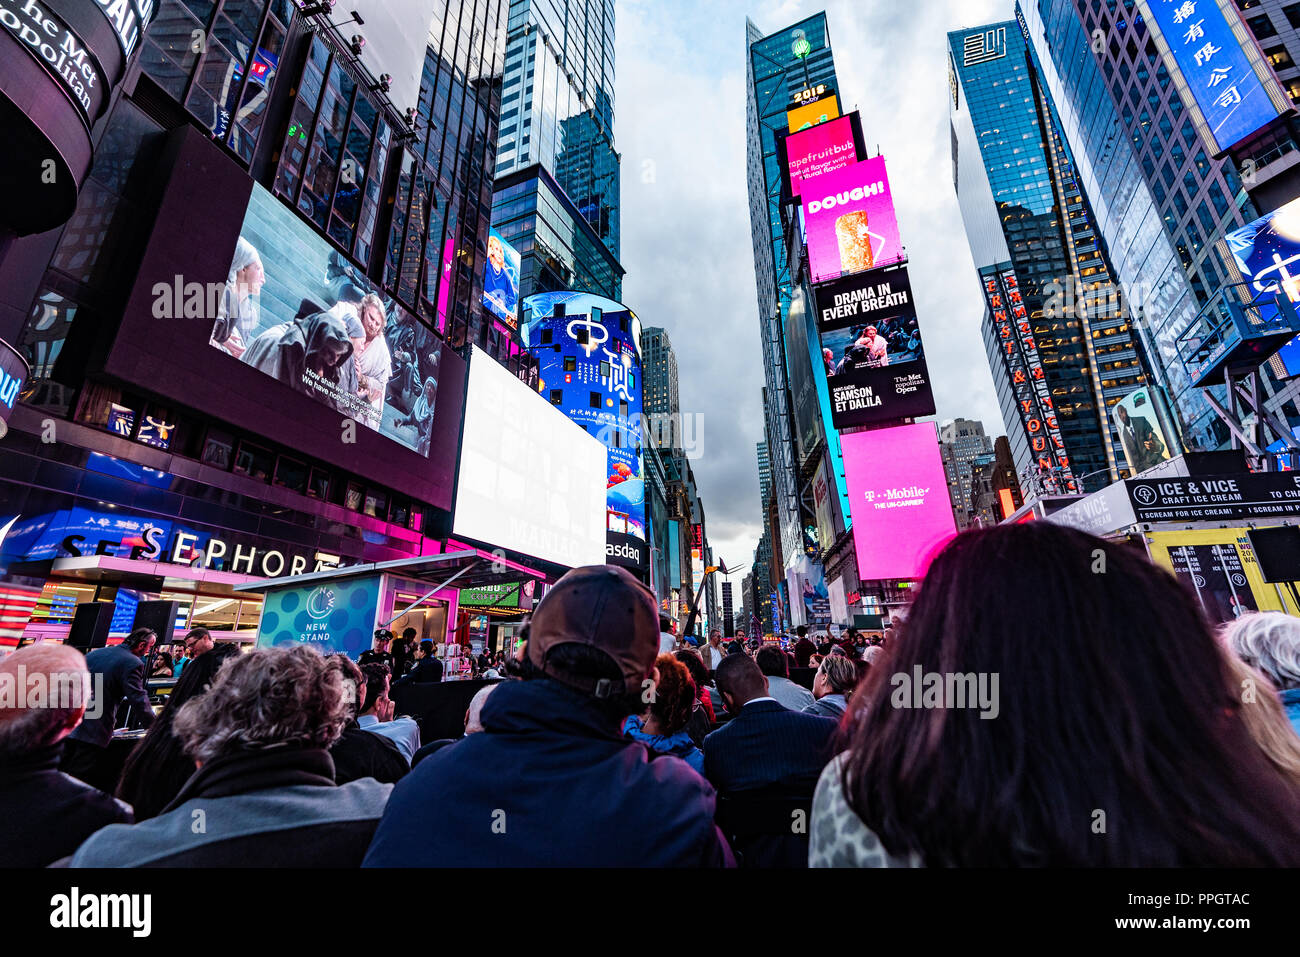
0 644 133 866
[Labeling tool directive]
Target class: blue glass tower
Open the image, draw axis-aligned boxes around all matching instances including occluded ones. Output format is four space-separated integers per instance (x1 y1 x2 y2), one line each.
950 20 1153 492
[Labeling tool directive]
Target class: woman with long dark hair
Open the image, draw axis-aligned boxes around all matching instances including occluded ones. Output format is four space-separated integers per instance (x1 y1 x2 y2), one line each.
117 643 241 819
810 523 1300 867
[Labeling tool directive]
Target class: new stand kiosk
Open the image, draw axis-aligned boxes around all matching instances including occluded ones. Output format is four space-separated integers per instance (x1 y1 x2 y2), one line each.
233 548 547 740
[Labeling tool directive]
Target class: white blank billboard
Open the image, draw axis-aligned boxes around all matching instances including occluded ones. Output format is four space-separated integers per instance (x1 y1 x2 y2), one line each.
454 347 607 569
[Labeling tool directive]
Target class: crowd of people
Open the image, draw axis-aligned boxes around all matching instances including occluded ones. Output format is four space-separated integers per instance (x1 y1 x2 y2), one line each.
3 523 1300 867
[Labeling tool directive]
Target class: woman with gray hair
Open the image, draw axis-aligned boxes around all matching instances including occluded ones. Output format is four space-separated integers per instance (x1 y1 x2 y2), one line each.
1223 611 1300 736
804 655 859 720
69 646 394 867
211 237 264 359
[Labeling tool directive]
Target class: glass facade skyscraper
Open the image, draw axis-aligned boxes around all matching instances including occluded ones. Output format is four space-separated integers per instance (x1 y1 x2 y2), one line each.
492 0 620 301
950 20 1153 492
746 14 838 566
1022 0 1300 453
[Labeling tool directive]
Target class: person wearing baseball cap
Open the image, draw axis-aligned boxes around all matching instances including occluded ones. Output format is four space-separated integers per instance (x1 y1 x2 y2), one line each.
364 565 732 867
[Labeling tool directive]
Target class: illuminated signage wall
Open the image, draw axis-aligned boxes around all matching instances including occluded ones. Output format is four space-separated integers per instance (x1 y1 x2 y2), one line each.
802 156 904 284
209 183 443 458
1139 0 1290 155
841 422 958 582
453 346 607 569
522 292 647 569
1225 196 1300 376
981 265 1078 491
814 265 935 427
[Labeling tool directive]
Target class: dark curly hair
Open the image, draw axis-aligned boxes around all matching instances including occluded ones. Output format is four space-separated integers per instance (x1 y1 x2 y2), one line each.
649 654 696 735
673 648 709 697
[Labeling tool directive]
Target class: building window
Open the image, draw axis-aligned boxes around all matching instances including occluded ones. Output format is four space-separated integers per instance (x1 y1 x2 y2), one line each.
1286 3 1300 30
1247 14 1278 39
1265 47 1295 71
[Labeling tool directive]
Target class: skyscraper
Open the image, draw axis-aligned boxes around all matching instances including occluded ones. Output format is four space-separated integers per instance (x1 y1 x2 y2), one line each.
950 20 1154 494
746 14 838 566
757 440 773 505
939 418 995 529
491 0 622 306
1021 0 1300 453
642 326 681 450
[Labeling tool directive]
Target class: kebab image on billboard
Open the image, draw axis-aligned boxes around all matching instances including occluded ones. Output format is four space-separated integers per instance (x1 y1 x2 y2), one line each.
802 156 901 284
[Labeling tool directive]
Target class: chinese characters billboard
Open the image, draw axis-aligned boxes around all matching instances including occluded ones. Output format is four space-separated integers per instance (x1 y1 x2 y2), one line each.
801 156 903 284
1140 0 1290 155
841 422 958 582
814 266 935 427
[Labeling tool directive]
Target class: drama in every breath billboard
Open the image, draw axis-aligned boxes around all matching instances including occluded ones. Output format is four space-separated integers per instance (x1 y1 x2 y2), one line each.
841 422 957 582
815 265 935 428
802 156 903 284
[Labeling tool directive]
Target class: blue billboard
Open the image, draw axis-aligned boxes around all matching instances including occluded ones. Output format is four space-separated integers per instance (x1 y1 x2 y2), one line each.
521 292 646 560
1143 0 1289 154
1225 196 1300 376
256 575 384 659
483 229 521 329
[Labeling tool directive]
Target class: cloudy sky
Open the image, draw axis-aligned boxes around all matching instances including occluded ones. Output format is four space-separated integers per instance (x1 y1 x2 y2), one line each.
616 0 1015 572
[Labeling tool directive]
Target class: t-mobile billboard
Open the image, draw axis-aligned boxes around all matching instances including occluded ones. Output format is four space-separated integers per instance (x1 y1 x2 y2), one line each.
841 422 957 582
802 156 904 283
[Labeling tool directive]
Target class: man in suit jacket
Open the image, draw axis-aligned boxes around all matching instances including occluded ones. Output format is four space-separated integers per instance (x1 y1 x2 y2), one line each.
60 627 157 790
703 654 836 796
392 639 443 686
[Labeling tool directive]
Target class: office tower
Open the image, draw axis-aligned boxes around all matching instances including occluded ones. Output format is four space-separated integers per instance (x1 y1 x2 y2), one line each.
939 418 995 530
491 0 622 304
1021 1 1300 452
757 440 773 504
746 13 838 564
950 20 1153 494
642 326 682 453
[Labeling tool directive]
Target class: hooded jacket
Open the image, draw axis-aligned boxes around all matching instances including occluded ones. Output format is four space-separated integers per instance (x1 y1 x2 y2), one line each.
623 715 705 773
69 748 391 867
242 310 355 398
363 678 731 867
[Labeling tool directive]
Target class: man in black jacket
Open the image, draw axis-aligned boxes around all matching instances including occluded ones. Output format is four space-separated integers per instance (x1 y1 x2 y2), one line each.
703 654 836 796
0 644 133 867
392 639 443 686
328 655 407 785
61 627 157 791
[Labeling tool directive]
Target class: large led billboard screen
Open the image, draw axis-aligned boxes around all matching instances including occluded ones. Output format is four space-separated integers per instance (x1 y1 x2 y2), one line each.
841 422 958 582
1141 0 1289 155
208 183 443 456
1225 196 1300 376
787 94 841 133
802 156 903 284
453 346 607 569
814 265 935 427
522 292 646 567
483 228 521 329
781 113 860 200
1111 387 1173 474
